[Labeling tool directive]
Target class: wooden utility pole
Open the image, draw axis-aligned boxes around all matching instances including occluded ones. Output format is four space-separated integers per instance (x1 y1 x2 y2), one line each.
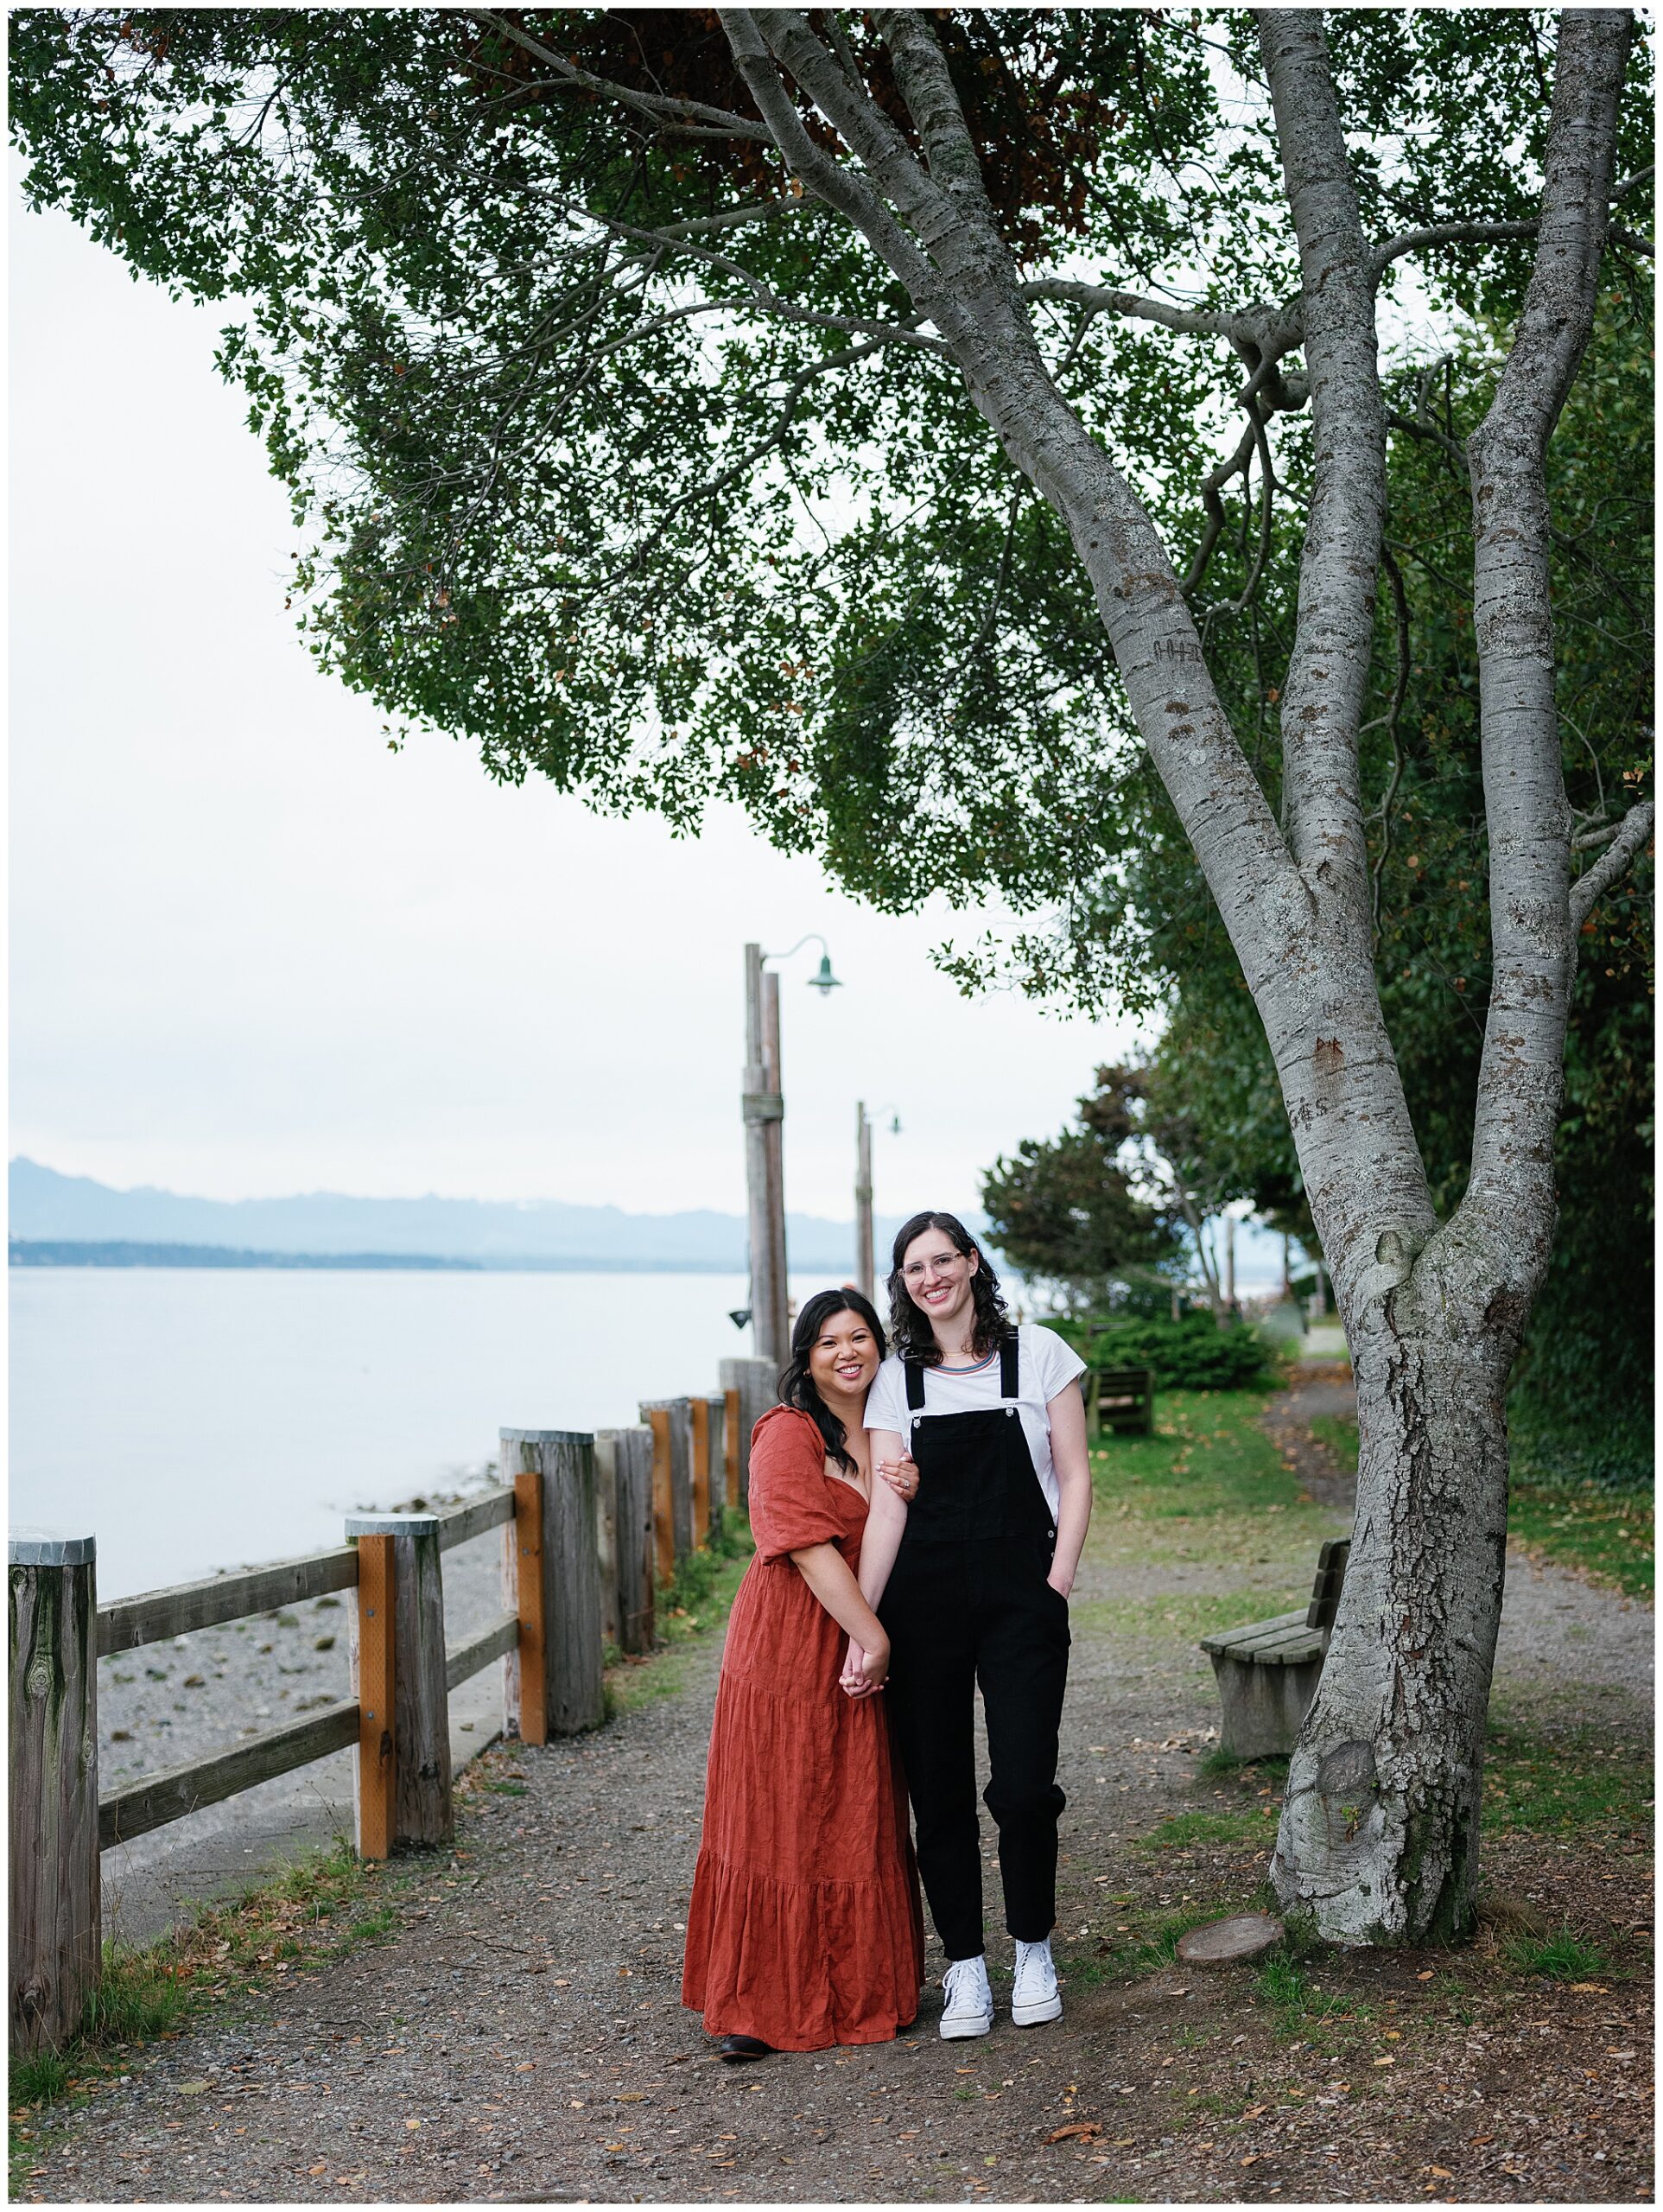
741 943 790 1367
855 1101 875 1301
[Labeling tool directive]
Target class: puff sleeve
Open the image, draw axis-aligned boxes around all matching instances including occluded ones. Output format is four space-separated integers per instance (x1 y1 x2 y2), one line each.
747 1407 846 1563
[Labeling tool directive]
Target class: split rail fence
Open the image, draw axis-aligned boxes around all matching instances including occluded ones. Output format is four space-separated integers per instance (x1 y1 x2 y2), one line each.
9 1357 778 2055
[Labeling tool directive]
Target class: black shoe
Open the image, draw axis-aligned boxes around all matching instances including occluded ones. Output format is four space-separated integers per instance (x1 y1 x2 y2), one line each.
717 2034 772 2063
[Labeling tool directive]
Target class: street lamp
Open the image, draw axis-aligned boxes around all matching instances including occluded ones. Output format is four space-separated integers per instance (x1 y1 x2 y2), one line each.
854 1102 901 1302
740 936 843 1366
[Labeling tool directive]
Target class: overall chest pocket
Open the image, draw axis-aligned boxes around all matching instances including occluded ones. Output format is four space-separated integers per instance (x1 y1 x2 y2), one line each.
904 1405 1044 1546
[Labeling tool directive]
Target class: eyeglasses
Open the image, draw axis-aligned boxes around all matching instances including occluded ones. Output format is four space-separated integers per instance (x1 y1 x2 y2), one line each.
900 1251 967 1283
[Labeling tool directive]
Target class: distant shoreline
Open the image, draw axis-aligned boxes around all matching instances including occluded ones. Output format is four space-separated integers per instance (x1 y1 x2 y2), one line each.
7 1240 800 1275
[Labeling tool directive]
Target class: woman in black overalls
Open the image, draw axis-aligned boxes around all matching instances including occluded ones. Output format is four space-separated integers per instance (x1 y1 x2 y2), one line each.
850 1211 1091 2038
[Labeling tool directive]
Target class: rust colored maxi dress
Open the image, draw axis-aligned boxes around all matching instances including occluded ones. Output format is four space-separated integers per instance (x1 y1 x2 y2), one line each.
682 1405 924 2050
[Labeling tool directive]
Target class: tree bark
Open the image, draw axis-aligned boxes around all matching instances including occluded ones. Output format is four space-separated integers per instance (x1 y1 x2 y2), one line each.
1273 1249 1511 1942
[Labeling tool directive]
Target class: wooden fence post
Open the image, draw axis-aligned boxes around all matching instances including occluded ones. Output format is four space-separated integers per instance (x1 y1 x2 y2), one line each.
722 1388 741 1511
9 1531 99 2054
346 1513 451 1850
639 1397 694 1567
720 1357 778 1510
499 1432 606 1736
691 1398 713 1549
605 1427 656 1655
695 1396 727 1542
592 1432 621 1650
502 1468 547 1746
644 1408 676 1588
350 1531 397 1859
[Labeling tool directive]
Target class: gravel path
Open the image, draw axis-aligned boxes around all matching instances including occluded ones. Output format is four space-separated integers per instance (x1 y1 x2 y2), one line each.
23 1392 1652 2205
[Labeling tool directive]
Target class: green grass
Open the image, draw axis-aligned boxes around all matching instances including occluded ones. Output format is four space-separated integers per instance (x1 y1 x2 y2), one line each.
1302 1410 1653 1599
1507 1480 1653 1599
1089 1391 1348 1568
1066 1904 1225 1982
1307 1412 1358 1470
1135 1810 1275 1852
1504 1929 1610 1981
1252 1953 1358 2037
1484 1719 1652 1836
1072 1589 1311 1641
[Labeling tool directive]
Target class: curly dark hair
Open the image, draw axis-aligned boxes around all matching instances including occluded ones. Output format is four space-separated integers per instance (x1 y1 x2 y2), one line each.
886 1211 1011 1367
778 1287 889 1474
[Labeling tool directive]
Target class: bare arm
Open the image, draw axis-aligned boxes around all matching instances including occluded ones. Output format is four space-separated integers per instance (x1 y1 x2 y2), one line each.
857 1431 910 1610
790 1542 891 1688
838 1428 911 1696
1046 1386 1093 1598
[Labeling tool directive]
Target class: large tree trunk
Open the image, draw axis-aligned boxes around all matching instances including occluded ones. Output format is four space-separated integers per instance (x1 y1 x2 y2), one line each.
1272 1240 1517 1942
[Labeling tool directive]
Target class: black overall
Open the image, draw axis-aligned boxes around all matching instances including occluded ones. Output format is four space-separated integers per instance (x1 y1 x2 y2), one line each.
878 1336 1070 1962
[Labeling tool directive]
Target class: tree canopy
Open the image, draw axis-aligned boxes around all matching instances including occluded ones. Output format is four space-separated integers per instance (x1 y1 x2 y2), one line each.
10 10 1650 969
981 1065 1181 1311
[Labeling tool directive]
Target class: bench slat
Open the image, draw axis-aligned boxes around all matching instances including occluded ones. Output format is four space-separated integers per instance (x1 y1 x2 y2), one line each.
1200 1611 1325 1664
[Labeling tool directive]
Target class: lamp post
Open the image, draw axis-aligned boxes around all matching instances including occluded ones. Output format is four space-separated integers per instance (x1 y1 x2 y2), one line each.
741 936 842 1367
854 1102 901 1303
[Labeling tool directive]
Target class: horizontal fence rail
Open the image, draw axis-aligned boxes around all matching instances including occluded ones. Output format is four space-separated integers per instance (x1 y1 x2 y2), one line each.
97 1546 359 1657
9 1352 778 2057
435 1488 515 1554
99 1699 359 1851
445 1609 519 1694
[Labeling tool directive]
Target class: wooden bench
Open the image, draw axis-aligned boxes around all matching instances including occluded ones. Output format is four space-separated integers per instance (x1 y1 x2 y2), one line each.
1198 1538 1350 1758
1084 1364 1155 1439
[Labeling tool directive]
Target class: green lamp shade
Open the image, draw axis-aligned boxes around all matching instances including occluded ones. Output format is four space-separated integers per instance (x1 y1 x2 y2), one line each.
808 953 842 995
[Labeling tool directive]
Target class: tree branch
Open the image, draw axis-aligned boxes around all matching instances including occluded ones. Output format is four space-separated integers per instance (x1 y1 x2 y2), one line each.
1365 546 1412 949
474 12 773 141
1569 798 1653 928
718 10 939 301
1260 11 1381 937
1462 6 1634 1259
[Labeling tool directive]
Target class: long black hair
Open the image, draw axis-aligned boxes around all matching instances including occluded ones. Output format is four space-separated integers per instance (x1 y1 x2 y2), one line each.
886 1210 1011 1368
778 1287 889 1474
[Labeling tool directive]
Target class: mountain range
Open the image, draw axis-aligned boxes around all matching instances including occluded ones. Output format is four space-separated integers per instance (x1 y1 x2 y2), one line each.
7 1158 955 1274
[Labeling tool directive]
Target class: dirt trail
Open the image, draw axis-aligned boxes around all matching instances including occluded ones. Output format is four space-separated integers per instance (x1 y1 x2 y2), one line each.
20 1395 1653 2207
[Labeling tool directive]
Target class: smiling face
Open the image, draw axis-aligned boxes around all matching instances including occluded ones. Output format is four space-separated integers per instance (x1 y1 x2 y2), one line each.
807 1306 883 1410
899 1229 980 1339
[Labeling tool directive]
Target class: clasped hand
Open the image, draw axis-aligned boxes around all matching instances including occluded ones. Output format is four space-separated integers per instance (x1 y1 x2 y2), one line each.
840 1634 888 1698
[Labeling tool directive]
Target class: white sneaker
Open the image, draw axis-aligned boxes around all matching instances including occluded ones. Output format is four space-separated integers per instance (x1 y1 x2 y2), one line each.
1012 1936 1063 2026
938 1955 994 2039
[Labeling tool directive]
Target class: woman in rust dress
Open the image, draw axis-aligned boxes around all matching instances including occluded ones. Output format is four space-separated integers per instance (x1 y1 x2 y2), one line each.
682 1287 924 2057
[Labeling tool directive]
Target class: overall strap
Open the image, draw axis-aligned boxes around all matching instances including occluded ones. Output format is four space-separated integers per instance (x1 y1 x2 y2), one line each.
904 1360 927 1411
998 1332 1019 1399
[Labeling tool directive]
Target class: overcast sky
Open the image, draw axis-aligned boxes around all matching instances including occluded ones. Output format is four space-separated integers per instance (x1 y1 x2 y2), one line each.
10 178 1154 1224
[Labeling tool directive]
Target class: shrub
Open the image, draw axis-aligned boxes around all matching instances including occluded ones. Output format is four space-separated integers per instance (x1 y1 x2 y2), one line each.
1062 1314 1273 1390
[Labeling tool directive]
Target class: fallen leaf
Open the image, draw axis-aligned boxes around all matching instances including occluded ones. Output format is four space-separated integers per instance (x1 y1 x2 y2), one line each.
405 2118 422 2131
515 2063 536 2074
1374 2056 1396 2066
1416 1969 1434 1981
1428 2168 1453 2180
1241 2153 1260 2165
1570 1982 1609 1993
308 2163 327 2176
178 2082 211 2096
1046 2121 1103 2144
616 2091 644 2101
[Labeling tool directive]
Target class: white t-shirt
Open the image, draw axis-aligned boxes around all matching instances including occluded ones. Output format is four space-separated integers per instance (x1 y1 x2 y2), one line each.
864 1323 1086 1521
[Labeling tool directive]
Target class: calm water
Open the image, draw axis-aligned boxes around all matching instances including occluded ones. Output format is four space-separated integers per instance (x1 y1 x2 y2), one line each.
10 1268 823 1599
